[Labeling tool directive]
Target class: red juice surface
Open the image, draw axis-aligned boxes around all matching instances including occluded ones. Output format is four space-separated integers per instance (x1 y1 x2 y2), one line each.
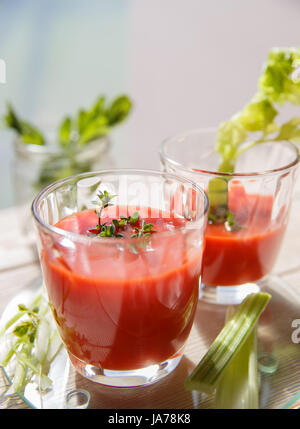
202 184 286 286
40 207 202 370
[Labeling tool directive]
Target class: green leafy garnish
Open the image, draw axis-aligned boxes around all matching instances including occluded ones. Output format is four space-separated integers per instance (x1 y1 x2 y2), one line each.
98 223 123 238
0 289 63 398
131 220 155 238
93 189 117 227
216 47 300 173
224 210 245 232
105 95 133 127
2 95 132 192
57 94 131 147
88 188 155 245
208 47 300 228
4 95 132 149
58 117 72 148
4 104 45 146
128 211 140 225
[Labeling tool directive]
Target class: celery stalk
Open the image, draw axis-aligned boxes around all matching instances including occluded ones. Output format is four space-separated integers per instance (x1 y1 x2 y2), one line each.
215 307 259 409
0 288 63 396
207 177 229 215
45 330 63 364
1 341 17 367
5 360 27 396
184 292 271 395
34 318 50 365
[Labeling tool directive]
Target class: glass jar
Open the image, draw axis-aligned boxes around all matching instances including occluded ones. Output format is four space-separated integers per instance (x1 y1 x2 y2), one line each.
12 135 113 207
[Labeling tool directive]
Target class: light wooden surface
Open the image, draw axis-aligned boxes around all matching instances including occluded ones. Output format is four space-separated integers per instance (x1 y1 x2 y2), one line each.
0 197 300 409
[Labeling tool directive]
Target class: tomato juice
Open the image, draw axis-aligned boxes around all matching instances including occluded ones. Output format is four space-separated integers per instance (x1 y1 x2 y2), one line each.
202 184 286 286
40 207 203 371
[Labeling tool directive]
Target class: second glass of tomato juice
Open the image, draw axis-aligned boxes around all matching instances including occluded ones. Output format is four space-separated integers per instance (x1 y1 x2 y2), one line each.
159 129 300 304
31 169 208 387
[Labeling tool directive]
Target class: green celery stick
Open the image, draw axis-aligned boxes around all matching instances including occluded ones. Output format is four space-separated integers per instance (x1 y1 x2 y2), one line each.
215 307 259 409
207 177 229 223
184 292 271 394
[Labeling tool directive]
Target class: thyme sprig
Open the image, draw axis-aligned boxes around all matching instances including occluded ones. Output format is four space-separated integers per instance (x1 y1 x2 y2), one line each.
131 220 155 238
92 189 116 228
208 209 244 232
89 188 156 240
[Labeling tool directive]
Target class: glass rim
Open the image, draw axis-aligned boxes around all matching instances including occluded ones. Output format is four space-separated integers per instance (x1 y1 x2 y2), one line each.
159 127 300 178
31 168 209 244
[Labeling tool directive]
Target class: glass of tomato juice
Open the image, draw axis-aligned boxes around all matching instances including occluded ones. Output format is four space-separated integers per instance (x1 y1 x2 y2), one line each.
31 169 208 387
159 129 300 304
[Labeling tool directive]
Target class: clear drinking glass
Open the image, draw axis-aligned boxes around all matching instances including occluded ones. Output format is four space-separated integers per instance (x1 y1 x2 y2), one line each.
159 128 300 304
31 169 208 387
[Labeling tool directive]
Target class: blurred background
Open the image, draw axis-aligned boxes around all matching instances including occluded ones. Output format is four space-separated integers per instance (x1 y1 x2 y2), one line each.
0 0 299 208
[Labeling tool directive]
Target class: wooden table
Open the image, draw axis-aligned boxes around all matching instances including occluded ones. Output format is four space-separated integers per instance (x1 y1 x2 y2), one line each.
0 198 300 410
